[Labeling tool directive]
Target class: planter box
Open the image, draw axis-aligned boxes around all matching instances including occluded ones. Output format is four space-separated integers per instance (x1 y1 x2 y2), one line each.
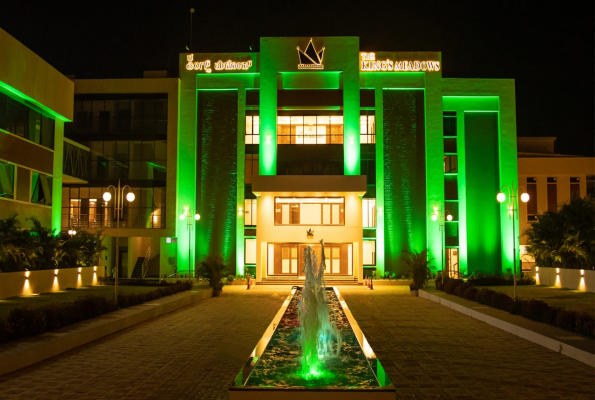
531 266 594 292
0 266 105 299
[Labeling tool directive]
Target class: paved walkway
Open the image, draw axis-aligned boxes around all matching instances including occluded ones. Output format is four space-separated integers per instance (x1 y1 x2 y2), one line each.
0 285 593 399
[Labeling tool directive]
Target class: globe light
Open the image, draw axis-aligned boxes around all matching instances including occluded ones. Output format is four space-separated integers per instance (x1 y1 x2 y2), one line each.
126 192 135 202
496 192 506 203
103 192 112 202
520 192 530 203
72 230 76 235
68 229 72 235
179 213 186 220
194 213 200 221
431 214 438 221
446 214 453 221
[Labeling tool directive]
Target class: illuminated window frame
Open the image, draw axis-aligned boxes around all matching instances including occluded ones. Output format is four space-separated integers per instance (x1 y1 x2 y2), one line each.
245 114 259 144
277 115 344 145
362 198 376 228
360 113 376 144
274 197 345 226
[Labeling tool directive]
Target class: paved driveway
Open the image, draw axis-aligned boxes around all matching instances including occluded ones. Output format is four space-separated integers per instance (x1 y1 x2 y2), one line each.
0 285 593 399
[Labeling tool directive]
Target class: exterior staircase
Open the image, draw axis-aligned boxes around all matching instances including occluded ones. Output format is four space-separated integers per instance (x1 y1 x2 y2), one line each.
258 276 360 286
130 257 145 279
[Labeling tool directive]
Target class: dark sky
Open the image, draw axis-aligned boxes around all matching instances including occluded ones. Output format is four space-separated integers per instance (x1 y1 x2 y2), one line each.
1 1 593 156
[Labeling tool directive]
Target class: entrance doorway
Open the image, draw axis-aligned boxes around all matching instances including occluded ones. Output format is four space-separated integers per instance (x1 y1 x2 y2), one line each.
267 243 352 277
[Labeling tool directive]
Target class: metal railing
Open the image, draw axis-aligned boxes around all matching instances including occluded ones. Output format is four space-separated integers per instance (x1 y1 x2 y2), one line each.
62 209 165 229
142 246 152 279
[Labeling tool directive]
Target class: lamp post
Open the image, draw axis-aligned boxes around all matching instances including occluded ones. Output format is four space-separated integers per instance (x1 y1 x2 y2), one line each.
497 181 529 301
103 180 135 305
67 228 77 238
179 206 200 278
432 205 453 283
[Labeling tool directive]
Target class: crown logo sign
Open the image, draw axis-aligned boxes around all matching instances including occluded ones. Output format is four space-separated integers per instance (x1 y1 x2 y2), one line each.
297 38 325 70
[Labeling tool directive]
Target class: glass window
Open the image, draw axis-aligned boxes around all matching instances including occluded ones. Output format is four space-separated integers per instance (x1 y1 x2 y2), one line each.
277 115 343 144
245 154 259 184
444 155 458 173
245 238 257 264
527 177 537 220
360 114 376 144
363 240 376 265
570 177 580 199
547 177 557 213
0 161 15 199
363 198 376 227
443 115 457 136
244 199 257 226
245 115 260 144
275 197 344 225
31 172 52 205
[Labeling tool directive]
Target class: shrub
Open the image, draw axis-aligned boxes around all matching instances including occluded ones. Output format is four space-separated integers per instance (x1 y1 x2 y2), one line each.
556 309 578 331
462 287 478 301
490 291 516 313
453 282 474 297
227 275 235 283
0 280 193 344
521 299 549 321
475 288 493 305
542 306 559 325
443 279 464 294
574 313 595 336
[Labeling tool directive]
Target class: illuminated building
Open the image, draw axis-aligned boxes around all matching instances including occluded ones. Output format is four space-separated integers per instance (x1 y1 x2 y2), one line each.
2 32 538 282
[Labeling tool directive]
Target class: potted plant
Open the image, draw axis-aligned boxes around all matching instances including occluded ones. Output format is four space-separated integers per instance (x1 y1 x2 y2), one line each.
403 249 435 297
198 255 228 297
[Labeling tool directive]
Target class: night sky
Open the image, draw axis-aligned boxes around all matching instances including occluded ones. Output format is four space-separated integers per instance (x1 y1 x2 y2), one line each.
1 1 593 156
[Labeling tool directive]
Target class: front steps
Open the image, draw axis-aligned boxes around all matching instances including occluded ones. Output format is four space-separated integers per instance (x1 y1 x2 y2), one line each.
258 276 360 286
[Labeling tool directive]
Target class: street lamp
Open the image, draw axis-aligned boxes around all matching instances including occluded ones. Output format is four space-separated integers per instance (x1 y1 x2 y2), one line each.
497 181 529 301
179 206 200 278
67 228 77 238
432 204 453 283
103 180 135 305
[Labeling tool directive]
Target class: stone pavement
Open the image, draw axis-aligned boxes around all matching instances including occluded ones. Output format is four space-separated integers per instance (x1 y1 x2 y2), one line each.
0 285 593 399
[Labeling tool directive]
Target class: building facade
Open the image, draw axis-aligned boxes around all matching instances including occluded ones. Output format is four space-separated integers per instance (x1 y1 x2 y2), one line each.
177 36 519 282
0 28 73 232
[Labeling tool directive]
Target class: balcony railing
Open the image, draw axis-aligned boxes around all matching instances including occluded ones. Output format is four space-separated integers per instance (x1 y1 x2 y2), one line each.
62 208 166 230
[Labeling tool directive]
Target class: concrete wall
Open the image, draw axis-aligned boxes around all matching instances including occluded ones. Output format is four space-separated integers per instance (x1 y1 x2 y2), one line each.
0 266 105 300
532 266 595 292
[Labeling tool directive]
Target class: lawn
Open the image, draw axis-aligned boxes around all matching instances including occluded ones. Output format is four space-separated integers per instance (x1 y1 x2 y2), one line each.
478 285 595 318
0 285 162 318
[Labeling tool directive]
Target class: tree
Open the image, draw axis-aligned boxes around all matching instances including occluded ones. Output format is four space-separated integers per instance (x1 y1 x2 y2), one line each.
525 196 595 269
403 249 435 289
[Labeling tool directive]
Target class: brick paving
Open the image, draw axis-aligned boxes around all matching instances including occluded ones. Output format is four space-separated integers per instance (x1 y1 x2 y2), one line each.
0 285 593 399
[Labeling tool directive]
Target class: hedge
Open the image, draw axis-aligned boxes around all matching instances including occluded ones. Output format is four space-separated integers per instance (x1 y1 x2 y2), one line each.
436 277 595 337
0 280 193 343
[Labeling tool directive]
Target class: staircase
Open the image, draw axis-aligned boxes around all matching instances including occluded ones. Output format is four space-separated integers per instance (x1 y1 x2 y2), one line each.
258 276 360 286
130 257 145 279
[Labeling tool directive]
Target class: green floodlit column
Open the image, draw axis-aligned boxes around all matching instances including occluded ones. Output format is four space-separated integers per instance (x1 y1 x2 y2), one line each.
497 86 519 275
456 111 468 275
236 88 246 276
259 51 277 175
424 73 444 272
176 74 198 275
374 88 385 274
343 66 360 175
51 119 64 232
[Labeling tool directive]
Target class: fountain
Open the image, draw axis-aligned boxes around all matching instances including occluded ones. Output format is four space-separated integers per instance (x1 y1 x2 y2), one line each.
230 240 395 399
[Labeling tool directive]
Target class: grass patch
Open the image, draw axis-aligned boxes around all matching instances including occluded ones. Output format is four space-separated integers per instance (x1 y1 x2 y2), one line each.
0 285 160 318
476 285 595 318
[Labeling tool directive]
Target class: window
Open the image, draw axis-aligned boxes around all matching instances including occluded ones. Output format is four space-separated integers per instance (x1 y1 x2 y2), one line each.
360 114 376 144
31 172 52 205
444 155 458 173
0 92 55 149
277 115 343 144
570 177 580 198
245 238 257 264
244 199 257 226
443 114 457 137
0 161 15 199
527 177 537 220
245 115 260 144
445 176 458 200
547 177 557 213
245 154 259 184
274 197 344 225
363 240 376 265
363 198 376 227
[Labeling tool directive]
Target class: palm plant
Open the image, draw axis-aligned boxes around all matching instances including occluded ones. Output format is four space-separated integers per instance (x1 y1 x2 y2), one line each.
198 255 228 296
403 249 435 290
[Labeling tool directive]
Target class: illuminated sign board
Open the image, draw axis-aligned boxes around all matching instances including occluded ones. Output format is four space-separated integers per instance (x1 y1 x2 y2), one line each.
185 54 253 73
360 52 440 72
